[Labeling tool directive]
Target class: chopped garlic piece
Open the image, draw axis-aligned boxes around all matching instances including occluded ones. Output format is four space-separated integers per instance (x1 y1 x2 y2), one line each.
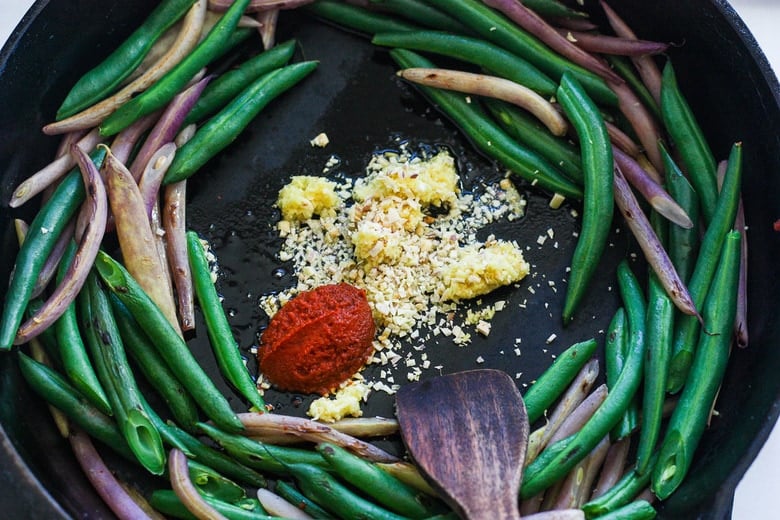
476 320 492 336
549 193 567 209
310 132 330 147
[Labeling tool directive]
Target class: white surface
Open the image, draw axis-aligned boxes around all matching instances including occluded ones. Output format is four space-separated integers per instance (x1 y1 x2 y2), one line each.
0 0 778 518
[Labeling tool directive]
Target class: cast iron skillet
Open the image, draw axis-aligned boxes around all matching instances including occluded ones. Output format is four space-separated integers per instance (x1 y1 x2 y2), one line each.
1 1 778 518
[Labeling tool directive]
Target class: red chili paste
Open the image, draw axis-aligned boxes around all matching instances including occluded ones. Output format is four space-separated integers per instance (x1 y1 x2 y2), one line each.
258 283 375 395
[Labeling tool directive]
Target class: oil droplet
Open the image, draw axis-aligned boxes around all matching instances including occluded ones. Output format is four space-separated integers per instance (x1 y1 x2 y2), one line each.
272 268 287 279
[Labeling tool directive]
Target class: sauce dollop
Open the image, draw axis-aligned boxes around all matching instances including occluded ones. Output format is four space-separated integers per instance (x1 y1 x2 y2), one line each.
258 283 375 395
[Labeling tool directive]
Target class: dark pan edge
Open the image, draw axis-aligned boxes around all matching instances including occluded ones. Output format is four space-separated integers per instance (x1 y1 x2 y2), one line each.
0 8 67 520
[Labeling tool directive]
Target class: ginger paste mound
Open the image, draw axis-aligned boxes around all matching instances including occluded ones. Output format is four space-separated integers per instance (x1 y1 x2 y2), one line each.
258 283 375 395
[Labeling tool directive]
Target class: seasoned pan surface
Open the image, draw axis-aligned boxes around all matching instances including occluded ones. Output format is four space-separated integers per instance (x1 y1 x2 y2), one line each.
1 1 779 518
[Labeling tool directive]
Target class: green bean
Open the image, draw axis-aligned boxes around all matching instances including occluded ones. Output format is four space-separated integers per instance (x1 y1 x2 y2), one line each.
528 363 602 465
390 49 582 199
369 0 471 34
590 499 657 520
606 55 661 120
608 382 636 444
26 299 61 364
216 28 255 62
188 459 246 503
93 251 244 433
582 453 657 517
653 231 742 499
15 143 107 345
317 442 444 518
604 309 627 382
164 61 318 184
522 261 646 498
197 421 330 475
650 208 670 262
53 241 111 416
183 39 297 125
173 434 267 489
660 61 718 222
604 307 637 440
556 72 614 323
259 487 319 518
110 296 200 429
426 0 617 106
633 213 674 474
372 30 557 97
611 264 645 444
666 142 742 393
56 0 196 120
187 231 265 410
150 490 277 520
522 338 598 423
239 412 398 463
399 68 570 133
604 307 628 406
26 336 74 439
233 498 266 516
660 141 700 284
484 98 583 183
148 492 200 520
303 0 418 34
139 401 195 457
523 0 588 20
78 275 115 398
142 402 267 488
99 0 252 136
288 463 410 520
635 273 673 475
104 145 181 332
0 148 105 350
82 272 166 475
274 480 336 519
16 352 135 461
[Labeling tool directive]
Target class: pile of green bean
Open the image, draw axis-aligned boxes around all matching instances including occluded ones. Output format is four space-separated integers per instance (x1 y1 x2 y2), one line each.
0 0 748 519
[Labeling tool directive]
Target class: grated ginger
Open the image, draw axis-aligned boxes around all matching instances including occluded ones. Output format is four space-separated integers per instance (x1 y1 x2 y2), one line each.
441 239 530 301
277 175 341 221
307 381 370 422
353 150 459 208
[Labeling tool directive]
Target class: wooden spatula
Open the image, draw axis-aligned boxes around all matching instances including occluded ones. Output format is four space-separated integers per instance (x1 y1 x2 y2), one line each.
396 369 529 520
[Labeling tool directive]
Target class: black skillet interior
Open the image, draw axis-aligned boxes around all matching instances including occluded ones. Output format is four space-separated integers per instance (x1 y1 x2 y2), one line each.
1 0 779 518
